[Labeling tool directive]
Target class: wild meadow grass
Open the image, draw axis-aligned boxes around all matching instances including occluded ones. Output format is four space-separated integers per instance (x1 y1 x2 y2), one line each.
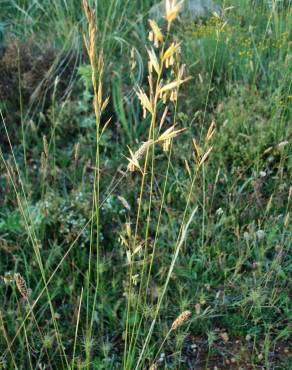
0 0 291 369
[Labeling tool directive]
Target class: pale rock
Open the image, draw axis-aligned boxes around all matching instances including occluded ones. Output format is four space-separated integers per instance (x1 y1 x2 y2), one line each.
149 0 221 22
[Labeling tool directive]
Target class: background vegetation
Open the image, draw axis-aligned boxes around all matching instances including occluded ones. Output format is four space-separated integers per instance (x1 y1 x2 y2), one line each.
0 0 291 369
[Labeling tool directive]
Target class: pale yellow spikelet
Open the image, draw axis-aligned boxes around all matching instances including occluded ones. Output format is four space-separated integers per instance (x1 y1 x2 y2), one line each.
118 196 131 212
149 363 158 370
205 121 216 142
184 159 192 178
133 140 153 161
97 52 104 107
163 139 171 152
125 222 132 238
148 30 154 43
14 273 30 300
126 140 154 172
136 87 153 118
74 142 80 162
159 106 169 130
148 19 164 48
165 0 184 27
162 42 181 63
83 0 96 63
161 93 168 104
192 138 203 158
157 125 185 143
159 76 192 95
83 0 108 125
169 90 177 102
43 135 48 157
41 151 46 171
148 20 163 43
171 310 191 330
147 48 160 75
165 55 175 69
198 147 213 167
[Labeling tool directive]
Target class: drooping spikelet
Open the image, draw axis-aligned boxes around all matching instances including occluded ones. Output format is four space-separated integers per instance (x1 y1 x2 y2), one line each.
127 140 154 172
14 273 30 300
171 310 191 330
136 87 153 119
165 0 184 29
148 19 164 48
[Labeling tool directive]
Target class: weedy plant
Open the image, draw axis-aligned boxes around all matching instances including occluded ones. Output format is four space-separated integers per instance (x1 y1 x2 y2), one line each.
79 0 219 368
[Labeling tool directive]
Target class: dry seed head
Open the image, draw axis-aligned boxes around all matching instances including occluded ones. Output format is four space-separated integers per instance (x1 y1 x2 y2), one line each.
74 142 81 162
166 0 184 27
171 310 191 330
43 135 48 157
159 106 169 130
126 250 132 265
41 151 46 171
119 234 128 247
205 121 216 142
96 51 105 107
148 73 154 98
184 159 192 178
149 363 158 370
133 140 152 160
148 31 154 43
14 273 29 300
83 0 96 63
163 42 181 63
170 90 177 102
83 0 92 19
163 139 171 152
125 222 132 238
157 125 185 143
136 87 153 118
162 93 168 104
153 36 160 49
192 138 203 158
159 76 191 95
198 146 213 167
127 140 154 172
148 19 164 45
165 55 175 69
147 48 160 75
265 195 273 213
118 196 131 211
